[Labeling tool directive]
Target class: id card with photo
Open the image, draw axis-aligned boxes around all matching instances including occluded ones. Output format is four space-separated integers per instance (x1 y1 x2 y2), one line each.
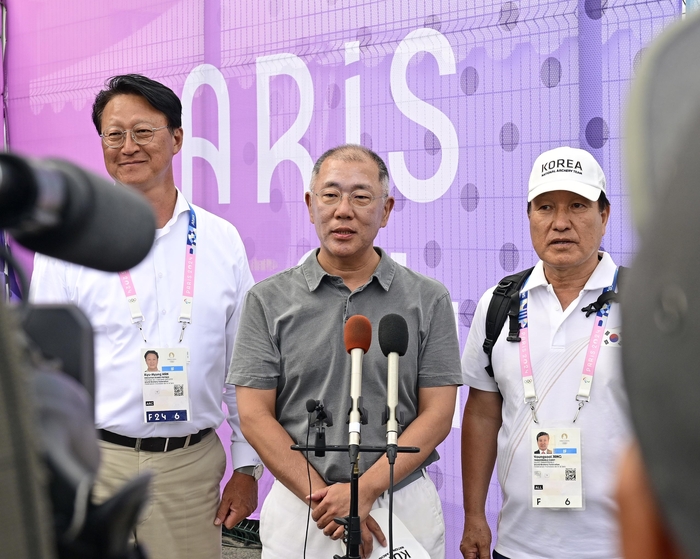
531 427 583 508
141 347 191 422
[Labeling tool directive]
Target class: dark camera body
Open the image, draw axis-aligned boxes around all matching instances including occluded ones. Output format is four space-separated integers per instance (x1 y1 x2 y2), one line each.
0 300 151 559
0 153 156 559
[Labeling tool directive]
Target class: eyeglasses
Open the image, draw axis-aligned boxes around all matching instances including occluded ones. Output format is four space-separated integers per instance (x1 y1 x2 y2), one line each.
312 188 387 208
100 123 169 149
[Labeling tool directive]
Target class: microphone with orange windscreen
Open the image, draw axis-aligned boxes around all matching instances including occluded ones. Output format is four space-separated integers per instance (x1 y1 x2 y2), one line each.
344 315 372 464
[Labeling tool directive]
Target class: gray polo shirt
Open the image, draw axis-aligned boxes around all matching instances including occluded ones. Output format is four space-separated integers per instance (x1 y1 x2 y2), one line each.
227 248 462 484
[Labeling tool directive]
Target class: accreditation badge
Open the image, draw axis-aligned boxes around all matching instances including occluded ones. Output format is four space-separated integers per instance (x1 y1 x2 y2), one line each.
531 427 583 509
141 347 191 423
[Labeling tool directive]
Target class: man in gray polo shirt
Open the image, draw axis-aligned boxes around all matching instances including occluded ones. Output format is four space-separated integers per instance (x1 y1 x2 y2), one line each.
228 144 461 559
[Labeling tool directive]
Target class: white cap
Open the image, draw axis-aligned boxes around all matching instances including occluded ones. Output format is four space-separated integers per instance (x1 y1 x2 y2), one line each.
527 146 606 202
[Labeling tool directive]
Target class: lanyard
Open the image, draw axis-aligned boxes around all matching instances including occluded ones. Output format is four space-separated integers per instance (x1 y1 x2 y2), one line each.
518 267 619 424
118 204 197 343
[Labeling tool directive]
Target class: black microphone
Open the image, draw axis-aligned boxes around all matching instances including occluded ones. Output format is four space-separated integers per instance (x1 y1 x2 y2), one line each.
306 399 319 413
0 153 156 272
306 399 333 457
378 314 409 464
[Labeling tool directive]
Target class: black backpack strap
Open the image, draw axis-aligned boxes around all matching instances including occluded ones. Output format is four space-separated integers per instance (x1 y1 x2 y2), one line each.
482 267 534 377
580 265 626 317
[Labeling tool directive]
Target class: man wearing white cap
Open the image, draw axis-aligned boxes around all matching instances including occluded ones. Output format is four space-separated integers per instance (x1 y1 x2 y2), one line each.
459 146 632 559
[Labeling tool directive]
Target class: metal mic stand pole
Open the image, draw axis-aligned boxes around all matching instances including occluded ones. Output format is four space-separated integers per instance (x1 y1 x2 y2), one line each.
337 395 364 559
291 443 419 559
337 459 362 559
297 398 417 559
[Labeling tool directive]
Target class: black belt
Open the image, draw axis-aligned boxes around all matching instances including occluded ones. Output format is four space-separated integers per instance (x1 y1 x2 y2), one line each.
98 428 212 452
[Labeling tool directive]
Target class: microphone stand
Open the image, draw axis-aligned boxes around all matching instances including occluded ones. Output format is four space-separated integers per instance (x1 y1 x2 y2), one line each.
345 461 362 559
291 441 419 559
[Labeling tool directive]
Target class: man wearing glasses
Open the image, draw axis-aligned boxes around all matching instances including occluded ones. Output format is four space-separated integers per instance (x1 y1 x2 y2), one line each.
30 74 261 559
228 145 462 559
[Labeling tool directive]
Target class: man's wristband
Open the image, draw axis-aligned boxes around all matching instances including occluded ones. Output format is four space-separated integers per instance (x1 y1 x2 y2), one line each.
234 464 264 481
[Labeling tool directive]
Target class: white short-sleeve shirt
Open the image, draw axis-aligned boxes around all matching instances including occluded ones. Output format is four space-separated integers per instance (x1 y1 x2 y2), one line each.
462 253 631 559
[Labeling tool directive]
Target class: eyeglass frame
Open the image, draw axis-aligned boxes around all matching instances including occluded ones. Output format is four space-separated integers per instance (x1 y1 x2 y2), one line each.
311 187 388 208
100 123 170 149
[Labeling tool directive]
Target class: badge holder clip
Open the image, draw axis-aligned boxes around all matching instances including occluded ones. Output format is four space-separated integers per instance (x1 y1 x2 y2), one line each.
527 397 539 424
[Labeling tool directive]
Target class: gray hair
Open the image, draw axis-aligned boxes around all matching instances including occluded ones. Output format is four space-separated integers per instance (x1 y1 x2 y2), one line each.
309 144 390 196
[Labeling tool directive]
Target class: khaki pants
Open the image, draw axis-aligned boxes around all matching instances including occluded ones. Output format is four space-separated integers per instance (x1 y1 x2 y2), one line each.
93 430 226 559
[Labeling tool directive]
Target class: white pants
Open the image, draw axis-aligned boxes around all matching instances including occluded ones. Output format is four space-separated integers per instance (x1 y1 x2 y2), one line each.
260 474 445 559
92 430 226 559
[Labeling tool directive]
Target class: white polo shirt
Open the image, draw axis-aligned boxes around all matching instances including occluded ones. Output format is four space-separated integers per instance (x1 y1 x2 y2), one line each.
30 190 259 468
462 253 631 559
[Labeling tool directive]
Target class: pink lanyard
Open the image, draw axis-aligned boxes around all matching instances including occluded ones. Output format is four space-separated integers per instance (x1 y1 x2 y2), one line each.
518 268 619 423
118 204 197 343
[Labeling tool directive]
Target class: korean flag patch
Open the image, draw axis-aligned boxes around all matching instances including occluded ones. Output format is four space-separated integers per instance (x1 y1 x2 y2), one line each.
603 327 621 347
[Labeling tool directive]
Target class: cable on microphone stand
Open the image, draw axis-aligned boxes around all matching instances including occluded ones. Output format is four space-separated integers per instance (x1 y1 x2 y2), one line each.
387 450 396 559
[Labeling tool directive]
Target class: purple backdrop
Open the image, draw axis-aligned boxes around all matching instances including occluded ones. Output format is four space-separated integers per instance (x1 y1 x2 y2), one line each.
5 1 680 556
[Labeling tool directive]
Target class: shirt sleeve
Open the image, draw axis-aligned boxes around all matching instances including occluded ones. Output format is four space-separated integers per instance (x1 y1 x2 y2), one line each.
227 289 281 390
221 227 261 467
223 383 262 468
461 287 501 393
417 291 463 388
